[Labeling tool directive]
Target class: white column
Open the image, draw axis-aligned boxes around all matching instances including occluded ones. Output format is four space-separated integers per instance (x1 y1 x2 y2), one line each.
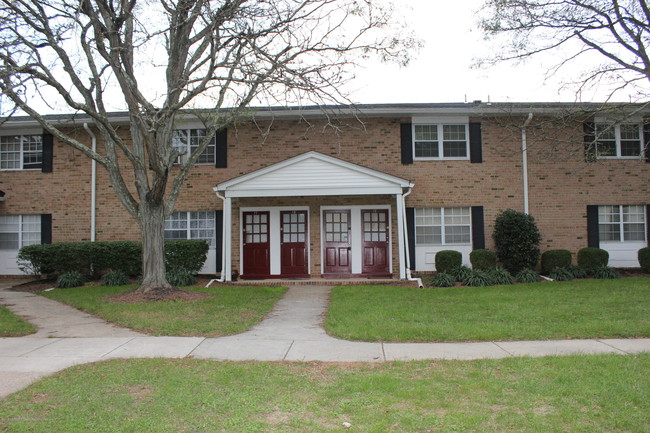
396 193 406 279
224 196 232 282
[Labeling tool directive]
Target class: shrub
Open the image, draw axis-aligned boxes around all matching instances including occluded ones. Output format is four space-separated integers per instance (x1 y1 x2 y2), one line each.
55 271 86 288
101 269 130 286
541 249 572 274
549 267 574 281
453 265 473 283
470 249 496 271
166 269 197 287
566 264 587 279
515 268 539 284
591 265 620 279
487 267 513 285
639 247 650 273
435 250 462 274
577 247 609 271
492 209 541 274
165 240 210 274
430 272 456 288
462 269 491 287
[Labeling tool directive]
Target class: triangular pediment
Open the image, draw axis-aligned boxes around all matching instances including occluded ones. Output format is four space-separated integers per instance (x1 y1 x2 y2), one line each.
216 151 411 197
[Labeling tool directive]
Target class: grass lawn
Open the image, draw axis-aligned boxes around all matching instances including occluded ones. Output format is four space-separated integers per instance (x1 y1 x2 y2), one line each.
327 277 650 342
0 305 36 337
41 285 286 337
0 355 648 432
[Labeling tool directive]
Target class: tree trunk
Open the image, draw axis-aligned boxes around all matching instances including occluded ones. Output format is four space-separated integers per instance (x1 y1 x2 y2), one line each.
136 199 174 293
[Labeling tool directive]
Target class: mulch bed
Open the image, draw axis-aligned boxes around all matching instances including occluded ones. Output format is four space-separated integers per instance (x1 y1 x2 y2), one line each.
105 287 213 303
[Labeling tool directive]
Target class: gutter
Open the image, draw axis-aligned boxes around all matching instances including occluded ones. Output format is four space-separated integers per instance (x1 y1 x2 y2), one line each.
83 123 97 241
401 186 423 288
521 113 533 214
206 191 228 287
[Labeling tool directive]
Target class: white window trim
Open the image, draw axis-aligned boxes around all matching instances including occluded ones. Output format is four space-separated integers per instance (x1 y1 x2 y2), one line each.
412 119 470 161
0 131 43 171
172 128 216 165
598 205 647 243
593 122 644 160
164 211 216 248
415 207 472 246
0 215 41 250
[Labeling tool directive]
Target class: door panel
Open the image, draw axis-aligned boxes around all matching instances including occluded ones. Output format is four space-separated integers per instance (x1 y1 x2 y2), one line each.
361 209 390 275
322 210 351 275
242 211 270 278
280 211 308 276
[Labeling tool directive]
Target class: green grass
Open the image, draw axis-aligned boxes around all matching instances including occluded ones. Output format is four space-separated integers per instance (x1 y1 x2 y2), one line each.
0 355 648 432
327 277 650 342
41 285 286 337
0 305 36 337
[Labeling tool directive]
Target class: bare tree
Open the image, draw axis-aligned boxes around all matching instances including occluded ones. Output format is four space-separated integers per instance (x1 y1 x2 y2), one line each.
478 0 650 99
0 0 417 293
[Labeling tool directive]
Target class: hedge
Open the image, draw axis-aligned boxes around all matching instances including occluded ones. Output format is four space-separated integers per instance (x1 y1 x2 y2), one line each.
470 249 496 271
435 250 462 274
577 247 609 271
639 247 650 273
541 249 572 274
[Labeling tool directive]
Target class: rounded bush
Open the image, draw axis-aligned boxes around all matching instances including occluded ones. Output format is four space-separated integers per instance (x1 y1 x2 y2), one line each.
492 209 541 274
487 267 513 285
515 268 539 284
453 265 473 283
166 269 196 287
462 269 491 287
435 250 462 274
549 267 573 281
430 272 456 288
470 249 496 271
101 269 130 286
541 249 572 274
577 247 609 271
55 271 86 288
591 265 620 279
639 247 650 273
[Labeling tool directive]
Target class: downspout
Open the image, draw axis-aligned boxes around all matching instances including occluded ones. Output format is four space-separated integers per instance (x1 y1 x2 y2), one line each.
521 113 533 214
401 186 423 288
207 191 228 286
83 123 97 242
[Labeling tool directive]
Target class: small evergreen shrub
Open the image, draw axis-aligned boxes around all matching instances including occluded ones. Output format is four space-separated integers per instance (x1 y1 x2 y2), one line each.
453 265 473 283
639 247 650 273
435 250 462 274
430 272 456 288
515 268 539 284
165 240 210 274
549 267 574 281
470 249 496 271
492 209 541 274
462 269 491 287
166 269 197 287
541 249 572 274
101 269 130 286
566 264 587 279
577 247 609 271
55 271 86 288
591 265 620 279
487 267 513 285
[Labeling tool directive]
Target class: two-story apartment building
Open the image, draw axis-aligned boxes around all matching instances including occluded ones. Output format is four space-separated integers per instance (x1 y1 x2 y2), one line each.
0 103 648 281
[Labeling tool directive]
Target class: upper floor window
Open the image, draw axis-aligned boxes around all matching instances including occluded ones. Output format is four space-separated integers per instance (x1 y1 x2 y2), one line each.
164 211 216 248
0 215 41 249
594 123 643 158
0 135 42 170
598 205 646 242
172 129 215 165
413 123 468 160
415 207 471 245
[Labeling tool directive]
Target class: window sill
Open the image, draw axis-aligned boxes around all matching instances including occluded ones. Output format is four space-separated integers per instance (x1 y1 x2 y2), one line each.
414 157 470 162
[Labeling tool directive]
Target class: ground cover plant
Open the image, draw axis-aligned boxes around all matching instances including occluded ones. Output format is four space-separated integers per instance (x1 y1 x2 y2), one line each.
0 305 36 337
0 355 648 432
40 285 286 337
326 277 650 342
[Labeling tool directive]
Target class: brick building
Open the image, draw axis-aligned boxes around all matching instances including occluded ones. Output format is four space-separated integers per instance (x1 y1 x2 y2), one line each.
0 103 648 280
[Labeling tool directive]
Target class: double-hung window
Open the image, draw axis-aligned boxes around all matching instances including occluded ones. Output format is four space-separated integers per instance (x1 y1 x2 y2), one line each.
0 135 43 170
0 215 41 249
415 207 471 245
413 122 468 160
164 211 216 247
598 205 646 242
172 129 215 164
594 123 643 158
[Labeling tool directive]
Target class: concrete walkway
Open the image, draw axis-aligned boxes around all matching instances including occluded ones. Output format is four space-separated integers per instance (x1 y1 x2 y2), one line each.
2 283 650 399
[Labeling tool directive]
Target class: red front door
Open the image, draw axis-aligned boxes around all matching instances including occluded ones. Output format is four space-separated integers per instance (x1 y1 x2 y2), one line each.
361 209 390 276
323 210 351 276
242 211 270 278
280 211 308 277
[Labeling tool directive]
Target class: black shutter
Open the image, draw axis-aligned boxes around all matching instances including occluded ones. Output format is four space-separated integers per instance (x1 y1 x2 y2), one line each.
469 123 482 163
646 205 650 245
406 207 416 270
471 206 485 250
400 123 413 165
215 128 227 168
584 122 596 162
215 210 223 273
41 214 52 244
586 205 599 248
41 133 53 173
644 123 650 163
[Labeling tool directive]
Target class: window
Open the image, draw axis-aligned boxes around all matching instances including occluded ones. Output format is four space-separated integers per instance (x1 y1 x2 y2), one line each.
164 211 216 247
0 135 42 170
0 215 41 249
413 123 468 159
594 123 643 158
415 207 471 245
598 205 646 242
172 129 215 164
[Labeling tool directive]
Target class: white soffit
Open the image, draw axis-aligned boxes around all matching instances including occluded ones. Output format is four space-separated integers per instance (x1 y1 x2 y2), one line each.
216 151 412 198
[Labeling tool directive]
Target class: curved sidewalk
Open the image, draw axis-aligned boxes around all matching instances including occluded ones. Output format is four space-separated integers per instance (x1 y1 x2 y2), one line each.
2 283 650 399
